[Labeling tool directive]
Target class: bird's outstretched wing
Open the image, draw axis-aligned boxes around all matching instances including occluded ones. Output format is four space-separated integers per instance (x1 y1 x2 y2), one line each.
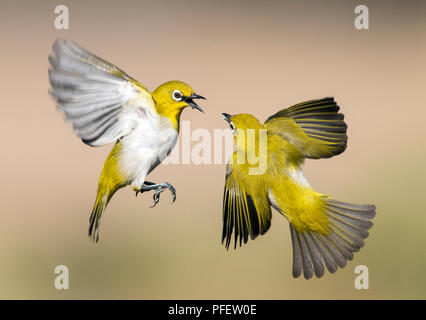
222 161 271 249
49 39 155 146
264 98 347 159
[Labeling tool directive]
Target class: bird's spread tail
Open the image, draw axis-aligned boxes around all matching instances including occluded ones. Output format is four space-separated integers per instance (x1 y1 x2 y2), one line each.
88 192 110 243
290 199 376 279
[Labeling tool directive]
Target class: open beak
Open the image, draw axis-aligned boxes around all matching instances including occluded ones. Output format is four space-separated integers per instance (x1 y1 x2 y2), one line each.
185 93 206 113
222 113 231 123
222 113 236 132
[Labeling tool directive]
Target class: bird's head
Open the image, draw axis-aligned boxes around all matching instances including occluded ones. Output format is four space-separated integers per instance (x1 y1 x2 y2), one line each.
222 113 263 134
152 81 205 127
222 113 265 153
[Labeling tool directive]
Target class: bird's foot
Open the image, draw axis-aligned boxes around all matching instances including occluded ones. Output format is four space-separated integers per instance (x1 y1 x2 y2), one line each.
135 181 176 207
151 182 176 207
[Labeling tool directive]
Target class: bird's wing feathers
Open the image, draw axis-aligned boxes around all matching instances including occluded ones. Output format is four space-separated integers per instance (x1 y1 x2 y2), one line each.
222 162 271 249
264 98 347 159
49 39 155 147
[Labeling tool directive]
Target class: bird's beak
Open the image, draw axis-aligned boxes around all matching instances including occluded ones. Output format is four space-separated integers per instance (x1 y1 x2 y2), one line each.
222 113 231 123
185 93 206 113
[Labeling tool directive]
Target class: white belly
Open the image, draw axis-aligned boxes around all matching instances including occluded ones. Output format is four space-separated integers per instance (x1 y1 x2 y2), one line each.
119 115 178 189
287 167 311 187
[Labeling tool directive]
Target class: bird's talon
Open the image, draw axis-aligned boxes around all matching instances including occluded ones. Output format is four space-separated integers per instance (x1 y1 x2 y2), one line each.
139 182 176 207
151 191 160 208
170 187 176 203
162 183 176 203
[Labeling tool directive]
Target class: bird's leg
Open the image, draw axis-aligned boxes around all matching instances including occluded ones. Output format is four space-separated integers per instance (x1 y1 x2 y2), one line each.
135 181 176 207
135 181 155 196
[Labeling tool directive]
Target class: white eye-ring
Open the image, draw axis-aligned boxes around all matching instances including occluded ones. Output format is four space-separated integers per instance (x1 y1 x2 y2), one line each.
172 90 183 101
229 122 236 133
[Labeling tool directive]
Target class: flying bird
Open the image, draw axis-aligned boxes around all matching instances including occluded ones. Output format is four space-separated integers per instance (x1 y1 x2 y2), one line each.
221 98 375 279
49 39 205 242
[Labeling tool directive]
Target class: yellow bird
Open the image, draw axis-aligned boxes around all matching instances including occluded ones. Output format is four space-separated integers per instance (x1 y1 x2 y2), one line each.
221 98 376 279
49 39 205 242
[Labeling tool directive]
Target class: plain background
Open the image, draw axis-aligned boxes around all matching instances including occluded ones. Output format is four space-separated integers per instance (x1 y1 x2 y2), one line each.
0 0 425 298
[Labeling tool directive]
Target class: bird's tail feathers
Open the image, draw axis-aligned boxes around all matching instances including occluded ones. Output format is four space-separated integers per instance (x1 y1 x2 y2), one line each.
88 191 110 243
290 199 376 279
88 141 126 243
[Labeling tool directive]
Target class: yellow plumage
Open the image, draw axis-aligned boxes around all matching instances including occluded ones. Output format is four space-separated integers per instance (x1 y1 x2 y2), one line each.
221 98 375 279
49 39 205 242
266 133 330 234
89 141 128 242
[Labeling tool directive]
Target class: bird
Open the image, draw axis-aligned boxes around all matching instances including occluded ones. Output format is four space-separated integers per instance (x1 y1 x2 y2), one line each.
221 98 376 279
48 39 205 242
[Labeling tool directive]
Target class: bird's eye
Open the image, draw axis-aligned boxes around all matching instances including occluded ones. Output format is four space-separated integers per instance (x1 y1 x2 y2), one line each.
229 122 236 132
172 90 183 101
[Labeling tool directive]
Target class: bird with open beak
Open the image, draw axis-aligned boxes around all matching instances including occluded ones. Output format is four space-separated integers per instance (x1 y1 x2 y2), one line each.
221 99 375 279
49 39 206 242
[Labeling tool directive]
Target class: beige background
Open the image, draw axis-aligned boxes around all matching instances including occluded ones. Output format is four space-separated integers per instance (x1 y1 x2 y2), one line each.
0 0 425 299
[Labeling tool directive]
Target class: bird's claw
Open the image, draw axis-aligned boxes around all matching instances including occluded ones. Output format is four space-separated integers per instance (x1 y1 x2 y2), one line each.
151 191 160 208
150 182 176 207
168 183 177 203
